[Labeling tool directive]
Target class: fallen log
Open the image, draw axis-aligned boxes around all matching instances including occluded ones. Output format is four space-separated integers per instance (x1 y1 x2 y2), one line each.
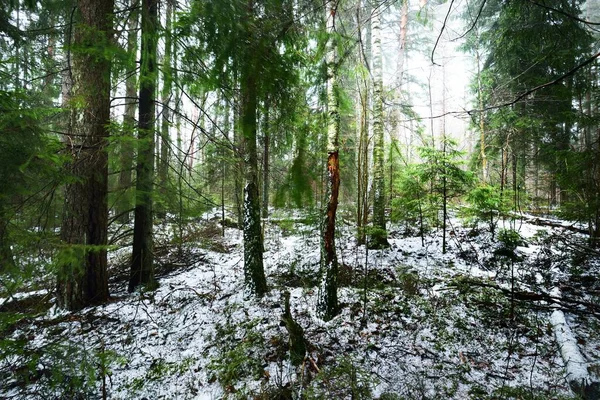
550 288 600 400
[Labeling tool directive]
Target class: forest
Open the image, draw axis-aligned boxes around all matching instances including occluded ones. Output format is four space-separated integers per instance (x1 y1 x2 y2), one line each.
1 0 600 398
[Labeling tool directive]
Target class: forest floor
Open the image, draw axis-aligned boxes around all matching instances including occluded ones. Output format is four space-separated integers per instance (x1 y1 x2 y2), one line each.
2 209 600 399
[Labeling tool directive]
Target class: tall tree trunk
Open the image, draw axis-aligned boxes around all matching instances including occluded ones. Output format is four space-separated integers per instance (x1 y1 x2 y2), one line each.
369 7 389 249
222 97 230 237
356 0 370 246
233 79 244 229
129 0 157 292
57 0 113 310
317 1 340 321
116 2 138 224
262 97 270 219
241 0 267 297
476 47 487 182
157 0 173 220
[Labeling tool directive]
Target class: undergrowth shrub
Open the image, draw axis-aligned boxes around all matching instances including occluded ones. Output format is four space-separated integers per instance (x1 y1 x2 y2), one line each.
305 355 375 400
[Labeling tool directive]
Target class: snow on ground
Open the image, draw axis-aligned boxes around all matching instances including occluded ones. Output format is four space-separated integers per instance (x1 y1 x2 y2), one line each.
1 210 600 399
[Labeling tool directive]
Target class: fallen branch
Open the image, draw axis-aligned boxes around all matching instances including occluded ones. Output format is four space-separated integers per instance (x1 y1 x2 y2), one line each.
519 214 589 235
449 276 600 316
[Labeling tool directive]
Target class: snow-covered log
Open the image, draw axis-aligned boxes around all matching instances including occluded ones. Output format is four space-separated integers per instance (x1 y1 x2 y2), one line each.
551 288 600 399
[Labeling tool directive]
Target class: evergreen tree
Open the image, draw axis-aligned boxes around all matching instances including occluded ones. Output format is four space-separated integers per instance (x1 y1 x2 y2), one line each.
470 0 593 209
116 1 139 224
57 0 114 310
129 0 158 292
157 0 173 220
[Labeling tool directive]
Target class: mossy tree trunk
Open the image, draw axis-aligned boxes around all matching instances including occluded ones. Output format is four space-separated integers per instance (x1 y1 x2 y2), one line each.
57 0 113 310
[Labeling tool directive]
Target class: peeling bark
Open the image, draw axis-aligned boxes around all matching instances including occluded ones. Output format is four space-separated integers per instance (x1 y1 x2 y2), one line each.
317 1 340 321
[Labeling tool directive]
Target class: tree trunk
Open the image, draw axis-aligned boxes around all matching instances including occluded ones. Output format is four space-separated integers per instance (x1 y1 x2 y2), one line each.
129 0 157 292
116 3 138 224
57 0 113 310
476 48 487 182
241 0 267 297
317 1 340 321
369 8 389 249
233 82 244 229
355 0 370 246
262 97 270 219
157 0 172 220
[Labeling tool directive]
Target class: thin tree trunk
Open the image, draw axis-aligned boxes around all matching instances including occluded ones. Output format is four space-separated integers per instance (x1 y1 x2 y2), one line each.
129 0 157 292
233 80 244 228
317 1 340 321
58 0 113 310
262 97 270 219
370 7 389 249
157 0 172 220
356 0 370 246
116 3 138 224
476 48 487 182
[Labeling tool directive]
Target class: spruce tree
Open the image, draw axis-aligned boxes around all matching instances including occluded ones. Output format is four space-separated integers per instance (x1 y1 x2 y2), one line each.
57 0 113 310
129 0 158 292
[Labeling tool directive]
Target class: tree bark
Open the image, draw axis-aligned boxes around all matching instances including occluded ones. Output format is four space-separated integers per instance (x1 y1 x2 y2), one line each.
129 0 157 292
233 81 244 229
369 7 389 249
262 97 270 219
57 0 113 310
157 0 173 220
241 0 267 297
317 1 340 321
116 2 138 224
356 0 370 246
